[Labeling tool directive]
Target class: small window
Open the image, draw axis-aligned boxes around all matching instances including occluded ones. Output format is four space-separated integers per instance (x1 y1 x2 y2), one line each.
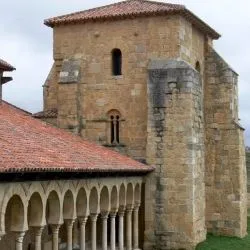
195 61 201 73
108 110 121 144
112 49 122 76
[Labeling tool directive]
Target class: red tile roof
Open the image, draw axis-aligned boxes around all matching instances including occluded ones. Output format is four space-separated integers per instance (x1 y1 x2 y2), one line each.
33 109 58 119
0 59 16 71
0 101 153 173
44 0 220 39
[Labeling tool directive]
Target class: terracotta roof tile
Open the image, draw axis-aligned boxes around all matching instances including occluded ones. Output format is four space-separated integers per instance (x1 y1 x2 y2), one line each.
0 101 153 174
44 0 220 39
0 59 16 71
33 109 58 118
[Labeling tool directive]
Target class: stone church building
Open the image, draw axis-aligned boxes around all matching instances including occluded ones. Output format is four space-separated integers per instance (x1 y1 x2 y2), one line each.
0 0 247 250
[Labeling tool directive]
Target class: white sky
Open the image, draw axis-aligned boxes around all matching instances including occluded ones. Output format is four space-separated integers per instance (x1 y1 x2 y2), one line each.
1 0 250 144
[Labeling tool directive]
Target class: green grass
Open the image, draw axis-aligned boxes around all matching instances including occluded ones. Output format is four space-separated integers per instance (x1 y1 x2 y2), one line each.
196 217 250 250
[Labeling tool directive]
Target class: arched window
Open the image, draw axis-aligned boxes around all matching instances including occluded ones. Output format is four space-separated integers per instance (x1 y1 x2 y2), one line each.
112 49 122 76
108 110 121 144
195 61 201 73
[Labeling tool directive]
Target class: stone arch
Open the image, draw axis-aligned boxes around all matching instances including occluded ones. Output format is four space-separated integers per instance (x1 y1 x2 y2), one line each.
134 183 141 204
76 188 89 217
46 191 61 225
61 181 76 197
45 181 62 199
119 183 126 207
110 186 118 211
5 195 26 232
28 192 44 227
126 183 134 206
0 185 28 234
26 182 45 198
89 187 99 214
100 186 109 212
63 190 75 220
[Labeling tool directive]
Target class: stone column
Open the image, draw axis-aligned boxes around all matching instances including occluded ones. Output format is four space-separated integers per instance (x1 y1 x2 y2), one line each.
72 222 79 249
79 217 88 250
90 214 98 250
126 205 133 250
51 224 60 250
15 232 25 250
118 207 125 250
101 212 109 250
133 204 140 250
65 219 75 250
34 226 44 250
110 211 117 250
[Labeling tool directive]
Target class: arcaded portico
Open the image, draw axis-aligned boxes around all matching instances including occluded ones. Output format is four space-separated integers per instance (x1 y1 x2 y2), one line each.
0 99 153 250
0 178 143 250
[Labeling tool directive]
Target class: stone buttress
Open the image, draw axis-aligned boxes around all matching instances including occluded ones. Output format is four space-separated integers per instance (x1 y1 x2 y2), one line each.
145 59 206 250
204 47 247 237
56 58 83 134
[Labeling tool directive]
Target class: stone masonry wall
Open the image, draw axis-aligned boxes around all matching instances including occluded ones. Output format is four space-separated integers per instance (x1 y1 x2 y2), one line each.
43 63 58 111
44 15 206 162
41 13 246 249
204 47 247 237
51 15 181 160
178 17 205 72
145 59 206 250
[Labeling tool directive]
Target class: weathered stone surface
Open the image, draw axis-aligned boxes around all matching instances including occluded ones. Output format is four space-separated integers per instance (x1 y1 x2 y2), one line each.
146 59 206 250
39 13 247 250
59 59 81 83
204 46 247 238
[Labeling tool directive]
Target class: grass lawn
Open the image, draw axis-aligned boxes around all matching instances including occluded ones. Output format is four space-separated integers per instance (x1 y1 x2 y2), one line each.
196 217 250 250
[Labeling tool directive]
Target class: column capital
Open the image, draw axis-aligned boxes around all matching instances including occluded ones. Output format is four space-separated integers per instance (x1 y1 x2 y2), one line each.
110 210 117 218
134 203 141 211
101 211 109 219
51 224 61 234
119 205 126 211
118 206 126 216
15 231 26 243
33 226 44 236
126 204 134 212
0 232 5 241
78 216 88 225
65 219 75 227
90 213 98 222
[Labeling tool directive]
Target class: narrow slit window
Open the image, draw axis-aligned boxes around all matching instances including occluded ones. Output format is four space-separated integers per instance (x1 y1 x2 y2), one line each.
112 49 122 76
111 115 115 144
195 61 201 73
116 115 120 144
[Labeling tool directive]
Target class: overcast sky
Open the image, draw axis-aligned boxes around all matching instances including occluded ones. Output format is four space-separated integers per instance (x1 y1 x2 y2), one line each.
1 0 250 144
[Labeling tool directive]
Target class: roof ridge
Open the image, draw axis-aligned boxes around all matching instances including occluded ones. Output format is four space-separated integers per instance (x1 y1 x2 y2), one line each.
132 0 185 8
1 100 31 115
44 0 183 24
44 0 220 39
45 0 130 23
